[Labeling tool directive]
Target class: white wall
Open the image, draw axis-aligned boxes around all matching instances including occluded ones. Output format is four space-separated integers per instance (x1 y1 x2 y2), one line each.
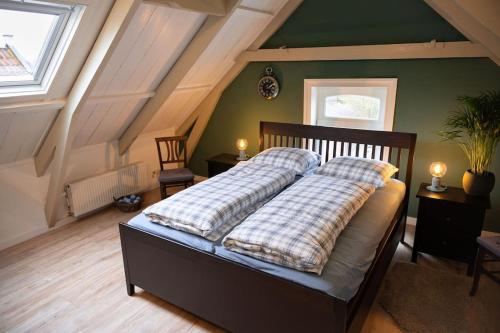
0 128 174 251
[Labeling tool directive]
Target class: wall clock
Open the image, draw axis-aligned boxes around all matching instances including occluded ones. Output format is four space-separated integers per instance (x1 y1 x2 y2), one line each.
258 67 280 100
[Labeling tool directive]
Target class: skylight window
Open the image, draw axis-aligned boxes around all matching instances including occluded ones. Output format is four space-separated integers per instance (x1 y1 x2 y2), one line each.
0 0 84 91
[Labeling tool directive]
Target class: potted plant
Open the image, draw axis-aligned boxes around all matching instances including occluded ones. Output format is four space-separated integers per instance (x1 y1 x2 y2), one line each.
440 91 500 196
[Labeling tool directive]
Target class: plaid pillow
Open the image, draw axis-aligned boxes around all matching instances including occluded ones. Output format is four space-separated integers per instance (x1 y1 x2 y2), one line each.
249 147 321 175
315 156 398 188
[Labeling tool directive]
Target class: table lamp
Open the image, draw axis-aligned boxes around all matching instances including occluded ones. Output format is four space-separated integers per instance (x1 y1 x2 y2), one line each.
427 161 447 192
236 138 248 161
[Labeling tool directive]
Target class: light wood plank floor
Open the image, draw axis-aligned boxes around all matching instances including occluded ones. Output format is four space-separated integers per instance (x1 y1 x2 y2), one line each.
0 187 475 333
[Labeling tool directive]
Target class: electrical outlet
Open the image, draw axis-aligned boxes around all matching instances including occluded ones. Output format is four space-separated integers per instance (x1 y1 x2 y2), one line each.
152 170 159 178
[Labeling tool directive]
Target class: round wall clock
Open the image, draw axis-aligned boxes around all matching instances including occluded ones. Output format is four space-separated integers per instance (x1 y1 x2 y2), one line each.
258 67 280 100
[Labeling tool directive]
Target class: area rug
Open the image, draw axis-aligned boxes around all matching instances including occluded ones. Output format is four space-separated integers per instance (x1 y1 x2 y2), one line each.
378 262 500 333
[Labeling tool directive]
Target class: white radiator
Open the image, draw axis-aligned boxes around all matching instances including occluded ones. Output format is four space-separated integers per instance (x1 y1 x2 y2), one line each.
65 163 149 218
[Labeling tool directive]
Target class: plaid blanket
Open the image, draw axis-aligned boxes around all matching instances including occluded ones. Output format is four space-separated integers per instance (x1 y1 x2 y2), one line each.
222 175 375 274
143 162 296 240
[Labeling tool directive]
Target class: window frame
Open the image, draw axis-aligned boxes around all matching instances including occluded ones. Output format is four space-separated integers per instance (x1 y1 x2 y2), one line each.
0 0 82 91
303 78 398 131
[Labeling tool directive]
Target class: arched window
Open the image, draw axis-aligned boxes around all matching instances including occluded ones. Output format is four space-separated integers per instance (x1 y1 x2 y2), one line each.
304 78 397 132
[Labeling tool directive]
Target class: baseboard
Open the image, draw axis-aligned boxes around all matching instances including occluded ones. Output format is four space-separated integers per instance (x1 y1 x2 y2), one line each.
0 216 75 252
0 226 49 252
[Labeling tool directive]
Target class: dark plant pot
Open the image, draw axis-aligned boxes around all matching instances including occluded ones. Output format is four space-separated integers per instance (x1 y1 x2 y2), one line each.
462 170 495 196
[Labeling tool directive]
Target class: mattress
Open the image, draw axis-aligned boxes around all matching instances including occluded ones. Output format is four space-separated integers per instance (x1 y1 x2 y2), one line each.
214 179 406 301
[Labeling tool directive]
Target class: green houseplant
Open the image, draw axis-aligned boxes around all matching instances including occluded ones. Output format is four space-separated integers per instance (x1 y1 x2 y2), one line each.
440 91 500 196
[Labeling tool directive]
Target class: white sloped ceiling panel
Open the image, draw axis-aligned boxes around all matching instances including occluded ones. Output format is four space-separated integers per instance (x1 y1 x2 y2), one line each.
143 86 213 133
72 3 206 148
0 108 59 164
141 0 288 135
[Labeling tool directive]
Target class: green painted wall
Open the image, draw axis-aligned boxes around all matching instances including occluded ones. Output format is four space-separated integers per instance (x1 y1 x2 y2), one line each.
190 0 500 232
263 0 466 48
191 59 500 231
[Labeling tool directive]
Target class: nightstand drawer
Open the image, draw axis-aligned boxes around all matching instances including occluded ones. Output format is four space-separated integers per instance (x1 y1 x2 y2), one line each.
419 200 480 233
417 199 483 263
419 230 476 262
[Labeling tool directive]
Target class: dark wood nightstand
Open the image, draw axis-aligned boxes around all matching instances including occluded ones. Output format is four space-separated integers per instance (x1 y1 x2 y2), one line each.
206 153 240 177
412 183 491 275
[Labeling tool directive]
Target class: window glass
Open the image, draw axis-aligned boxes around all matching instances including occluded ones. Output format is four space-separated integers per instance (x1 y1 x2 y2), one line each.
0 8 58 83
325 94 381 120
0 1 83 93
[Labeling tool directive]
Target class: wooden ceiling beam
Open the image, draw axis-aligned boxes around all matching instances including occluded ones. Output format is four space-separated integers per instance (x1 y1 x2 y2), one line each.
238 40 490 62
424 0 500 65
177 0 305 159
34 0 140 227
143 0 229 16
118 1 242 155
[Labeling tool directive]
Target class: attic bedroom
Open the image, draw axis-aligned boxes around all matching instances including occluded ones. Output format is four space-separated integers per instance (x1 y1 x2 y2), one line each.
0 0 499 332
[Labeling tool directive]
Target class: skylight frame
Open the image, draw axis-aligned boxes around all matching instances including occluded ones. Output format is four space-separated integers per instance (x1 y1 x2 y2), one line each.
0 0 77 88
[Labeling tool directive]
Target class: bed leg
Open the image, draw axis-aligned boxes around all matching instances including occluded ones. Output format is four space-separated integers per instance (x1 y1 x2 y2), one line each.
127 283 135 296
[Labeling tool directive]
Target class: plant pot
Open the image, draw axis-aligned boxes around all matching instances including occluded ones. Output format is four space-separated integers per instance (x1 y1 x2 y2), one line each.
462 170 495 196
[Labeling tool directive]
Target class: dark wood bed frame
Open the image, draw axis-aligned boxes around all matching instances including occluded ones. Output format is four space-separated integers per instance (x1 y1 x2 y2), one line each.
119 121 416 333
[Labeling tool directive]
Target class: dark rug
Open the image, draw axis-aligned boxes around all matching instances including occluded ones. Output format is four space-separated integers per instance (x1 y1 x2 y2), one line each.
378 262 500 333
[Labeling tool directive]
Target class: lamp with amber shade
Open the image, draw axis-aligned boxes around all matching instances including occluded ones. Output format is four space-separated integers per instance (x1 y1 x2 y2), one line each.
236 138 248 161
427 162 447 192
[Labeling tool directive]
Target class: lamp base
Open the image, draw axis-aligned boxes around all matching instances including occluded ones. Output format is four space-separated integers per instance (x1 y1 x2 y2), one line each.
427 185 447 192
236 150 248 161
427 176 447 192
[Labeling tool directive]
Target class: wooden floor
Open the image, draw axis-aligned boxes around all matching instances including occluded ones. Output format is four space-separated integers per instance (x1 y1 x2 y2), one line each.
0 187 477 333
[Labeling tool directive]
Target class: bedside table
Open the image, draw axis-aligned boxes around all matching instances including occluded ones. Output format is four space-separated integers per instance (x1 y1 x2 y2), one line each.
206 153 240 177
412 183 490 275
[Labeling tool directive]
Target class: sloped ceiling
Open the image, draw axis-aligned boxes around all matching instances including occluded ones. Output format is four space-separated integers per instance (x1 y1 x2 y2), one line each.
71 3 206 149
69 0 291 150
0 0 114 164
144 0 289 133
0 107 58 164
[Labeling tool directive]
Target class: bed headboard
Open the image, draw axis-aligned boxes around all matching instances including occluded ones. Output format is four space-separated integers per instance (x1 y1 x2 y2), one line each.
259 121 417 199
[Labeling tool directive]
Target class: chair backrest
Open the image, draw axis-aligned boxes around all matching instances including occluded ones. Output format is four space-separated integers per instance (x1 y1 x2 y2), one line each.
155 136 188 170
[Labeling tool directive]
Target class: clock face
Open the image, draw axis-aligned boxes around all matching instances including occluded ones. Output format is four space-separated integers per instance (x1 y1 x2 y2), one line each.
258 76 279 100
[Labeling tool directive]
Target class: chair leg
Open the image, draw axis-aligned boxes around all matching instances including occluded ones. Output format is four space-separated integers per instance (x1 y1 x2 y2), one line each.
160 183 167 200
470 247 484 296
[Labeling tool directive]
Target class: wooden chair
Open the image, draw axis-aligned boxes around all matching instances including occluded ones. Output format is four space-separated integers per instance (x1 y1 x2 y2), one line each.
155 136 194 199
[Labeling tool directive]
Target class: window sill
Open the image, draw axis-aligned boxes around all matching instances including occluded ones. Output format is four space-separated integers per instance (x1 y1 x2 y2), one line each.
0 84 49 99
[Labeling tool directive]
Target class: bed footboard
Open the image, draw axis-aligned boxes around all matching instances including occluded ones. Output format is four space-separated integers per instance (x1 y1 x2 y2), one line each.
119 223 348 333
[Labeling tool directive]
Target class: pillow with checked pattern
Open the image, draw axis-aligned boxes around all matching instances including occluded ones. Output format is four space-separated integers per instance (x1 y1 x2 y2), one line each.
315 156 398 188
249 147 321 175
